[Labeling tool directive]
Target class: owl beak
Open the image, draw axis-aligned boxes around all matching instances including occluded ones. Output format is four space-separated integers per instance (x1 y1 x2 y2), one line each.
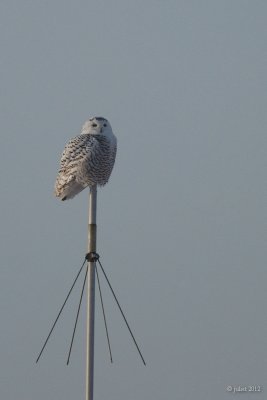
100 128 103 133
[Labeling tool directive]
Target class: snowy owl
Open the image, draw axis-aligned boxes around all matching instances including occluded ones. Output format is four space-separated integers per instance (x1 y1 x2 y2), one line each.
54 117 117 200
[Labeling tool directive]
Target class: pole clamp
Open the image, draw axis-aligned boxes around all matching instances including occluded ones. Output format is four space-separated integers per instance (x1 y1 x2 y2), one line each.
85 252 100 262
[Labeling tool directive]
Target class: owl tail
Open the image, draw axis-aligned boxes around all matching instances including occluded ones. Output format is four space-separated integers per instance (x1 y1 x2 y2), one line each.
54 176 86 201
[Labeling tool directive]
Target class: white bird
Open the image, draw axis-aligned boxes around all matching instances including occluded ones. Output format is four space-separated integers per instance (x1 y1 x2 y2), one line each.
54 117 117 200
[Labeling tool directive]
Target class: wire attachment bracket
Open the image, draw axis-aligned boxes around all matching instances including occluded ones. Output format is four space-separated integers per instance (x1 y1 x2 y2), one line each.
86 252 100 262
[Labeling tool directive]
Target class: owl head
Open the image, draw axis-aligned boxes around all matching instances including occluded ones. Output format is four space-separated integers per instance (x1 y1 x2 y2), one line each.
81 116 113 137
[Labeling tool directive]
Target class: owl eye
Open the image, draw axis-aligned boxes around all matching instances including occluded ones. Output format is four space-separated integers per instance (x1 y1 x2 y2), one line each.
103 123 107 127
92 123 97 127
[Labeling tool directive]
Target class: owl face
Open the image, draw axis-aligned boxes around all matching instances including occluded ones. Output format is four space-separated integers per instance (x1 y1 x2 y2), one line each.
81 117 112 136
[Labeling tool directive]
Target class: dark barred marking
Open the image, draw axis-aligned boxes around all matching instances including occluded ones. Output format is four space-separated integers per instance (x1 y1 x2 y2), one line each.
95 117 107 121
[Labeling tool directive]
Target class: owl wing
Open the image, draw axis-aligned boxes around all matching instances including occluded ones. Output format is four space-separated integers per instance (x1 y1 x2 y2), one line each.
54 134 100 200
59 134 98 170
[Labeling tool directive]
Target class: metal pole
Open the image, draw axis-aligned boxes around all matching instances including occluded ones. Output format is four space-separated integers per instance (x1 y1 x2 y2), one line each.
86 185 97 400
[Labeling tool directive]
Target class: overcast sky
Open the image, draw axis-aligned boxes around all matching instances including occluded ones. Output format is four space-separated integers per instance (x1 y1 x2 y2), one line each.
0 1 266 399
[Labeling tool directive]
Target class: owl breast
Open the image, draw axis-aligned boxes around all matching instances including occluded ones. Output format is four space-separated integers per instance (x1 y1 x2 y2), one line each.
80 135 117 187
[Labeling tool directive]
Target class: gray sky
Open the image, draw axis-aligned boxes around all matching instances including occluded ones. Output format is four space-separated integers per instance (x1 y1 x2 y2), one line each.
0 1 266 399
